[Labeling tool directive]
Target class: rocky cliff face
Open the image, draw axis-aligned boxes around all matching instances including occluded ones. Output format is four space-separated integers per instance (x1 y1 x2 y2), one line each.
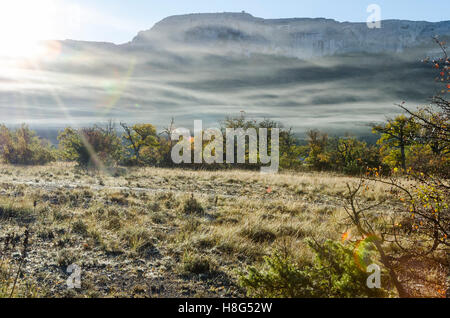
128 12 450 58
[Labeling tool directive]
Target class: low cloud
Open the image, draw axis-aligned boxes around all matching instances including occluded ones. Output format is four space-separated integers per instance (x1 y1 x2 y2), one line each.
0 41 440 136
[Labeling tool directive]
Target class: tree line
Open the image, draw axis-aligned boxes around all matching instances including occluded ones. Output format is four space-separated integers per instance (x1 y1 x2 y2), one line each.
0 110 447 177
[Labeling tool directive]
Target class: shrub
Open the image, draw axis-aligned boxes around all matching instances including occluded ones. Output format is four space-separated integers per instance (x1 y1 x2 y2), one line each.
240 240 387 298
0 202 35 223
57 249 78 268
148 202 161 212
109 192 128 206
120 227 156 258
183 195 204 215
107 216 122 231
240 226 277 243
71 220 88 235
181 252 216 275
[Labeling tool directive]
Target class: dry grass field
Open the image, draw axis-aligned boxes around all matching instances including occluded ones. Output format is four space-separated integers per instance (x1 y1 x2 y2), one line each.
0 163 446 298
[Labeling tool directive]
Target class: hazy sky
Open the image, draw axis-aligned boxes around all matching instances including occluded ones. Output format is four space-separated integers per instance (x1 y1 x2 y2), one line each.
0 0 449 46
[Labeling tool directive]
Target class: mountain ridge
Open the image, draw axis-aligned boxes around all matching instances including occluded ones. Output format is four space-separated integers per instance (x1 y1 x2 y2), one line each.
53 12 450 59
126 12 450 58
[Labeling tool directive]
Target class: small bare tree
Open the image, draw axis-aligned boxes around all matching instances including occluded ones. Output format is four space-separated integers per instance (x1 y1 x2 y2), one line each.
342 178 409 297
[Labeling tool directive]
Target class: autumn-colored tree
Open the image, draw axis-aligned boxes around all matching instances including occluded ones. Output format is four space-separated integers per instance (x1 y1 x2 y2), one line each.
372 115 420 170
221 113 301 170
396 37 450 177
58 122 123 168
330 136 385 175
222 112 258 131
348 38 450 297
120 123 159 165
306 130 330 170
384 37 449 263
0 124 54 165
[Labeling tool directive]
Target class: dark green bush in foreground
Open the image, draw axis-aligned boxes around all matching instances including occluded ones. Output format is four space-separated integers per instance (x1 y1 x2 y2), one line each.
240 240 387 298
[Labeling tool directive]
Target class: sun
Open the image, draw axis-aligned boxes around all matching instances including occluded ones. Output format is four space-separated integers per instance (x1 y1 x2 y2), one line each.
0 0 58 58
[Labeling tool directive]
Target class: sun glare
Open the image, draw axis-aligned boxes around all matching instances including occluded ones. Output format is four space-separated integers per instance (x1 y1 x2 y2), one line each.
0 0 59 58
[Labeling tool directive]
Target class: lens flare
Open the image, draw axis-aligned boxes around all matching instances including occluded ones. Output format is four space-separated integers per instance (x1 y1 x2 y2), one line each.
353 234 379 271
99 57 136 115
